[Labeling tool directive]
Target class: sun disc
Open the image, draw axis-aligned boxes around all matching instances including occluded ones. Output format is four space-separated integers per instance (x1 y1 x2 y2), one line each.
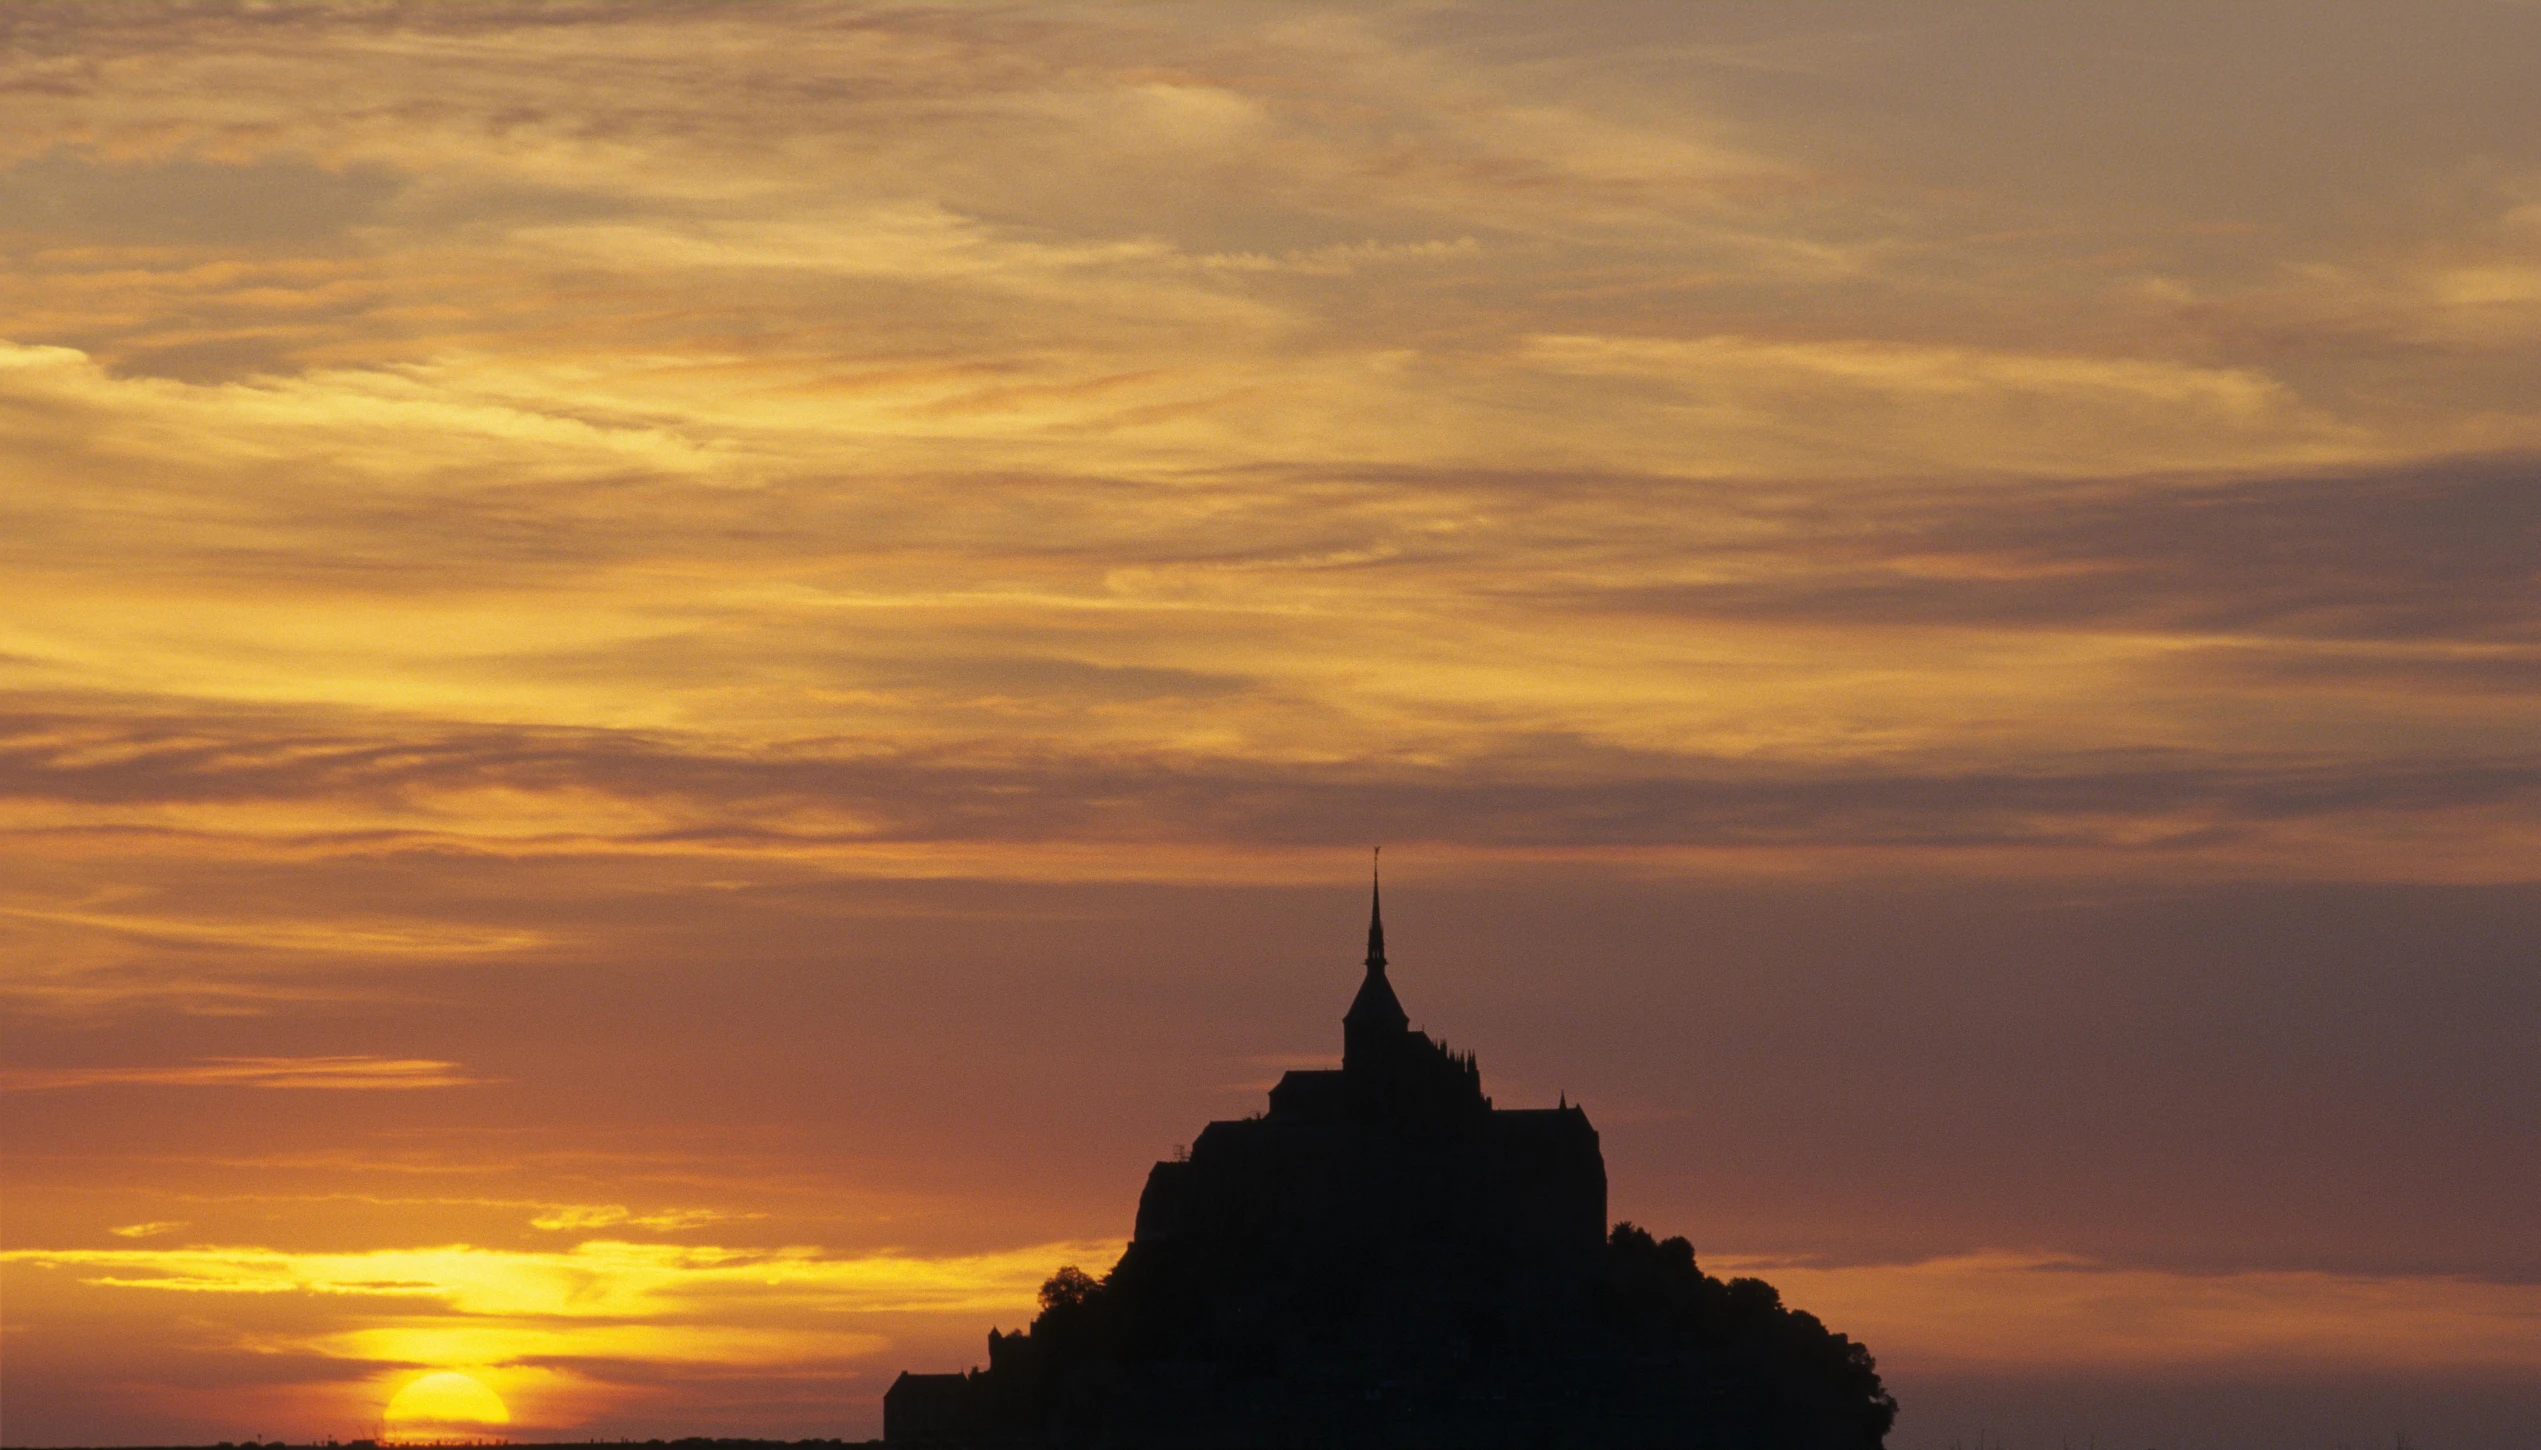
384 1371 511 1431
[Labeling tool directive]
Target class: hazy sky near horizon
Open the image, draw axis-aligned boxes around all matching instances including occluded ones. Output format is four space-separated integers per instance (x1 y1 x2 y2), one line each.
3 4 2537 1446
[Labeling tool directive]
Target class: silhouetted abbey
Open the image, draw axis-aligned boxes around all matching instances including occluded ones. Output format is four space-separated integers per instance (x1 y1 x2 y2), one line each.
886 874 1894 1448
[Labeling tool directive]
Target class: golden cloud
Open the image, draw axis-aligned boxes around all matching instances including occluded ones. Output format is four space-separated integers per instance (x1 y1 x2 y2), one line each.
2 1237 1117 1320
528 1205 746 1234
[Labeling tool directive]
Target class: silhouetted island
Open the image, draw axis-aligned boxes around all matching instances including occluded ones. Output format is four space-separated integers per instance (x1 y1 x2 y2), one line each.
886 874 1895 1449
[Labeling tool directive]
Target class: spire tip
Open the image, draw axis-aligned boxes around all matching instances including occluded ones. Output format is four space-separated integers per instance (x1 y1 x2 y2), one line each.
1364 847 1386 971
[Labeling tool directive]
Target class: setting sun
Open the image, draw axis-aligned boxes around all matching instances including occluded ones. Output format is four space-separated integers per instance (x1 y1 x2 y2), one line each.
383 1372 510 1438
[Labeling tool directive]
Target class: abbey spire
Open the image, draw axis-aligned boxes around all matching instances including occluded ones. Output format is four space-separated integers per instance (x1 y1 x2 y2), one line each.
1365 847 1387 971
1344 849 1409 1067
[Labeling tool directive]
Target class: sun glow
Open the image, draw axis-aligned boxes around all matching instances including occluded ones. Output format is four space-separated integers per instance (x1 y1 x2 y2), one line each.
383 1371 510 1438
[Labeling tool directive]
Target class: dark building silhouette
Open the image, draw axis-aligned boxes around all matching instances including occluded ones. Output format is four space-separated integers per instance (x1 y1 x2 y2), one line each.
885 872 1894 1448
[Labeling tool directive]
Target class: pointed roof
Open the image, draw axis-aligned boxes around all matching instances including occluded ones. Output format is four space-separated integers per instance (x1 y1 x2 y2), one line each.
1345 850 1408 1033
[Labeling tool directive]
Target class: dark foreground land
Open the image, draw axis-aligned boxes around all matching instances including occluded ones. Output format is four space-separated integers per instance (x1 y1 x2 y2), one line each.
12 1442 887 1450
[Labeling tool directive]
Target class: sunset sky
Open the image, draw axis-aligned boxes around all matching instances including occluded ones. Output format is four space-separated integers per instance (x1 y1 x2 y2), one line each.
3 4 2537 1446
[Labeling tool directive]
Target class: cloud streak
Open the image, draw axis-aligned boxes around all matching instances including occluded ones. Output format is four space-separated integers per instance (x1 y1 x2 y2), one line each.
3 706 2532 877
1 1236 1115 1319
1716 1252 2541 1377
3 1056 486 1092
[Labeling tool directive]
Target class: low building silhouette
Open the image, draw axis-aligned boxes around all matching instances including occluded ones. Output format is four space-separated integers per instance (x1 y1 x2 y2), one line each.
885 873 1894 1448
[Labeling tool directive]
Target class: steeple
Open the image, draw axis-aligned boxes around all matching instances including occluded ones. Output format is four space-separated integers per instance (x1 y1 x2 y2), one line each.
1365 846 1386 971
1344 849 1409 1062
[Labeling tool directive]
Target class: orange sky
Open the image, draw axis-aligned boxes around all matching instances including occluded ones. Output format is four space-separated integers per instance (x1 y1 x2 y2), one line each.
3 5 2537 1447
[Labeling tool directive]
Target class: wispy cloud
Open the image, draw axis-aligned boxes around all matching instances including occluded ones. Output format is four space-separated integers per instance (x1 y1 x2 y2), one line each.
2 1057 486 1092
528 1205 743 1234
108 1221 190 1239
3 705 2532 883
1712 1251 2541 1375
1 1237 1114 1320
